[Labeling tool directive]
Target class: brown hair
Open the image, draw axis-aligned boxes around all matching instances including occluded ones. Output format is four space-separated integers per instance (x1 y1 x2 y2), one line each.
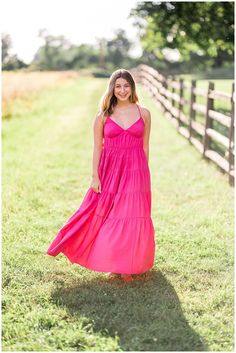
99 68 139 121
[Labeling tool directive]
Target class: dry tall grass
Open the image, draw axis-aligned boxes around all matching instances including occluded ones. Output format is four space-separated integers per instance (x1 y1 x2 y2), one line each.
2 71 79 117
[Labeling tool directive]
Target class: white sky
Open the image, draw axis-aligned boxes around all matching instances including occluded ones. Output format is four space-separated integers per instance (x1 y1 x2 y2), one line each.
1 0 142 63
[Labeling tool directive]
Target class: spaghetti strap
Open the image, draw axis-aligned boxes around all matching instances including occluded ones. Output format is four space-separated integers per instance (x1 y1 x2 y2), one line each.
136 103 142 117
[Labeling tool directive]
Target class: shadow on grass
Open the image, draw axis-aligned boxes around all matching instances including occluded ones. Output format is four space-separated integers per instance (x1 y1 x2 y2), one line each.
51 269 208 351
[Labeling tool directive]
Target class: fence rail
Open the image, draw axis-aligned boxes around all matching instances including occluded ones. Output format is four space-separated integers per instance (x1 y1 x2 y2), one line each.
132 64 235 186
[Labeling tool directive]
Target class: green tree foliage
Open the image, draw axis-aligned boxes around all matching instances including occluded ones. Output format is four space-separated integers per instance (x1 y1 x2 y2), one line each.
31 28 136 71
33 29 97 70
129 1 234 70
2 33 28 70
2 33 12 64
106 29 133 68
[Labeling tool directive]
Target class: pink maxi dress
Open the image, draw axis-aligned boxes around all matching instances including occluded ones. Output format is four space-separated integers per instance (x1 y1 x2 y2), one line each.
47 104 155 274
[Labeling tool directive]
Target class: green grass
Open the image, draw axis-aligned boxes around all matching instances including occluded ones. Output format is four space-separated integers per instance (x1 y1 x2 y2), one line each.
2 75 234 351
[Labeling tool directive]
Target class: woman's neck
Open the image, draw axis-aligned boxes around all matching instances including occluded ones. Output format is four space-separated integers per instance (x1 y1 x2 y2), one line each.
116 100 134 108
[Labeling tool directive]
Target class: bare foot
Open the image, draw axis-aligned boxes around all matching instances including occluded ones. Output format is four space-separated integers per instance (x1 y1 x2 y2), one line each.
121 274 133 283
105 272 119 278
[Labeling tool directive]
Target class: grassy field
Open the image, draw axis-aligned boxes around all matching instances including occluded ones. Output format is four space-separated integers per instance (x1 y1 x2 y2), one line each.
2 74 234 351
2 70 79 119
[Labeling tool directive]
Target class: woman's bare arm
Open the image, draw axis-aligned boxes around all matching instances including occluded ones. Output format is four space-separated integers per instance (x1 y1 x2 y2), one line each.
90 112 104 193
92 111 104 177
142 107 151 164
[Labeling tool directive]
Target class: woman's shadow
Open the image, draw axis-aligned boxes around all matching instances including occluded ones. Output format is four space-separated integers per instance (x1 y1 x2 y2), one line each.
51 269 208 351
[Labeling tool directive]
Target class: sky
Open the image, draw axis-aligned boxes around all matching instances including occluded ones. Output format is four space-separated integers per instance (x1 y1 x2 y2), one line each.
1 0 143 64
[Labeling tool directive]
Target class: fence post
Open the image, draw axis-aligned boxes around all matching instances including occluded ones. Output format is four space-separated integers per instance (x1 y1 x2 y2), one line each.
203 81 214 156
229 82 235 186
162 75 168 113
189 80 196 140
136 65 141 84
171 75 175 108
178 78 184 129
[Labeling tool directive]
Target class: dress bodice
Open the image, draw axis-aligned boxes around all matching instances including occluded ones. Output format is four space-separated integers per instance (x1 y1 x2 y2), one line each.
103 116 145 149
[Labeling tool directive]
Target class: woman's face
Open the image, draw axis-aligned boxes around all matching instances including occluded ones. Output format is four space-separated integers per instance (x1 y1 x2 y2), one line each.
114 77 132 102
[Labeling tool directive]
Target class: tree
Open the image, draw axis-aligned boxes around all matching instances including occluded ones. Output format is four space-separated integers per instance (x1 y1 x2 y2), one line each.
31 28 136 71
33 29 73 70
2 33 28 70
129 1 234 68
95 37 107 69
32 29 100 70
2 33 12 65
106 29 133 68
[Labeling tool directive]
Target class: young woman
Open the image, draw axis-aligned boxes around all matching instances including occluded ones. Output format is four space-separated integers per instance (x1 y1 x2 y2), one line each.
47 69 156 283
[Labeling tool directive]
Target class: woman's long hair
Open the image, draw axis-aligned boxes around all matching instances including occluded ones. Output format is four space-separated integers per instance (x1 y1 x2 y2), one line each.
99 69 139 121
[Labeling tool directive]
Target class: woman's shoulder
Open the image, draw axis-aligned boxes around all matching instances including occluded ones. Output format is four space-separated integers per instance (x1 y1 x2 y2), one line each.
138 104 151 123
95 110 109 124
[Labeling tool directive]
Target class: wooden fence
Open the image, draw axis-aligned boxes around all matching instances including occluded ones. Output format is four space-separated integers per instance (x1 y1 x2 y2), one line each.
132 64 235 186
